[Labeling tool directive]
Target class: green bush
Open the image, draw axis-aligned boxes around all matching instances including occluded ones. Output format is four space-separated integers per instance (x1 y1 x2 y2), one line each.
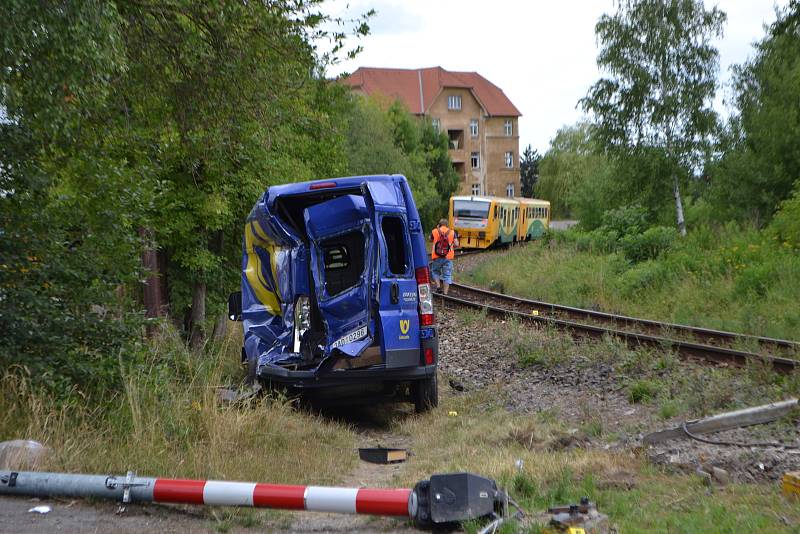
616 260 673 297
619 226 678 262
600 205 648 237
587 229 620 253
769 183 800 249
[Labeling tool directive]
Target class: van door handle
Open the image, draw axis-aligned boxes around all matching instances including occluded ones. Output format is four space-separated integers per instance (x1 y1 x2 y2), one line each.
390 282 399 304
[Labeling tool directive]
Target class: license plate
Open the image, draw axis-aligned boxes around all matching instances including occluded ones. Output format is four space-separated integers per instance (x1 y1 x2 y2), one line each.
331 326 367 349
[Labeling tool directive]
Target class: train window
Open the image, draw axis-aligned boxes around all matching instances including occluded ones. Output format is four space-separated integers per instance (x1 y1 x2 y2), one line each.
454 199 490 218
494 205 498 218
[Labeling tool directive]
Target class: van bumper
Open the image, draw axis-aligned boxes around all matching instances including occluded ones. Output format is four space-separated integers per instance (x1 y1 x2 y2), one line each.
257 362 437 389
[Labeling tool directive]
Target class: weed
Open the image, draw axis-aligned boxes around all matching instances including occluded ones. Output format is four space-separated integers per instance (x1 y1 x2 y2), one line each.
458 307 488 327
511 470 537 498
582 419 604 438
628 379 659 404
658 399 683 420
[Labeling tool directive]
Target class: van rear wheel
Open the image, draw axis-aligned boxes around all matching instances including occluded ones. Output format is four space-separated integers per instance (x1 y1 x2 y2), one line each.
413 374 438 413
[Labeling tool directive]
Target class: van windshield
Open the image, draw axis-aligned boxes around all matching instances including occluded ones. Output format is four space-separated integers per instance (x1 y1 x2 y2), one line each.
454 200 490 218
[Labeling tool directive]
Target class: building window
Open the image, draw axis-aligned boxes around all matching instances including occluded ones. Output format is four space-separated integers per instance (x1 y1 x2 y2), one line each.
470 151 480 169
506 183 515 197
448 95 462 110
471 183 480 195
505 151 514 168
431 118 440 133
470 119 478 137
504 119 513 136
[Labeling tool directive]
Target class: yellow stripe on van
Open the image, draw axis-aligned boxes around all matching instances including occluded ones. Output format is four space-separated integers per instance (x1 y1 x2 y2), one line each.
244 220 281 317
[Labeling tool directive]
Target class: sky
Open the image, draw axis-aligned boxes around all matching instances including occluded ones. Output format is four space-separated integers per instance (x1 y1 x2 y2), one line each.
325 0 788 154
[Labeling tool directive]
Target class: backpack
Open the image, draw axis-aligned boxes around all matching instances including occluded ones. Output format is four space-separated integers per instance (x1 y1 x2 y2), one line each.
434 228 452 258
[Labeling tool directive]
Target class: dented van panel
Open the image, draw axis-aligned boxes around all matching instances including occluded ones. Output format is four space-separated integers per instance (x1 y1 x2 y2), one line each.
241 197 306 368
238 175 438 411
304 194 375 359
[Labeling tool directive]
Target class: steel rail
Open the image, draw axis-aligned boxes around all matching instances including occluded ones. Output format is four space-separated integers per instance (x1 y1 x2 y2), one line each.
435 292 799 374
453 249 486 257
448 282 800 354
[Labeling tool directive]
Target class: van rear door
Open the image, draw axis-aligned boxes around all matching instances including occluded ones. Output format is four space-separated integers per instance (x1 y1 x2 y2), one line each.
362 180 421 368
304 194 374 358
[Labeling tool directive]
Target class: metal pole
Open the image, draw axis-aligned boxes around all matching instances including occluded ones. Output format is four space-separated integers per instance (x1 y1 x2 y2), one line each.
0 471 413 517
2 470 508 528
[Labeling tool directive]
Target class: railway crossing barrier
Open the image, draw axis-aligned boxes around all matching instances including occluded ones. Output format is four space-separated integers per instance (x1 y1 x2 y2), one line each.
0 470 518 529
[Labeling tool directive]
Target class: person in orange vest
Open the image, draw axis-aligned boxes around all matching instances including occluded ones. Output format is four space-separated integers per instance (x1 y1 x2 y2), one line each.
430 218 459 295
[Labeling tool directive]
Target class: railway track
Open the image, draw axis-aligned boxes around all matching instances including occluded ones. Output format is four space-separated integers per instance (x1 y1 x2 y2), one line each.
453 248 485 258
436 282 800 374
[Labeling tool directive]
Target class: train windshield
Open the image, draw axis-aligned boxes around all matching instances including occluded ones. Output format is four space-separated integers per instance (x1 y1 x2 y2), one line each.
454 199 490 218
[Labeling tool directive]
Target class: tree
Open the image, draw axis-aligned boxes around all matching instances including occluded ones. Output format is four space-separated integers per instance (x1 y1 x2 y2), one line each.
0 0 371 395
115 1 369 346
346 97 457 230
709 2 800 224
537 123 612 219
519 145 542 198
581 0 726 236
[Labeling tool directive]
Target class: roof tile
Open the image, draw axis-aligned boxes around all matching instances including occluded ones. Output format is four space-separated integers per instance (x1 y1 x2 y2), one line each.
339 66 520 117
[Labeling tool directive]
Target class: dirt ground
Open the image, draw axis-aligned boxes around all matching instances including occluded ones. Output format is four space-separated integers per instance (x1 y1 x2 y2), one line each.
2 260 797 531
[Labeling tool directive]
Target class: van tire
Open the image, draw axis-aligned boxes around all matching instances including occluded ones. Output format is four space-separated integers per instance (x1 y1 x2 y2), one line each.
413 374 438 413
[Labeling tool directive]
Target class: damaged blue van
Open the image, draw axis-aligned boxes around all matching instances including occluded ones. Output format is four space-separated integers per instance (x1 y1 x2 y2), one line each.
230 175 438 412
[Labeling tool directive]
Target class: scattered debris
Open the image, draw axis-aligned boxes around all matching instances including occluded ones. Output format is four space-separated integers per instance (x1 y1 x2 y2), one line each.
711 466 730 485
643 398 798 445
358 448 407 464
448 378 466 391
215 386 260 404
28 505 51 514
595 471 637 491
0 440 49 470
540 497 610 533
783 471 800 499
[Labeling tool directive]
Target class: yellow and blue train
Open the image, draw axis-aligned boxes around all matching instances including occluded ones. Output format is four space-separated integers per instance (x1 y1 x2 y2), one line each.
448 195 551 249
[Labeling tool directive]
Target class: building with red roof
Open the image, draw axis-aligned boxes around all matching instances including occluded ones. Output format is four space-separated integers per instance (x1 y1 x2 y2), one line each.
340 66 521 198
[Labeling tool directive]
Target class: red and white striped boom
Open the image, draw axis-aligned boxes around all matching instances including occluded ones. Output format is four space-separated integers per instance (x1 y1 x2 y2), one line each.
153 478 413 516
1 470 503 529
0 471 413 517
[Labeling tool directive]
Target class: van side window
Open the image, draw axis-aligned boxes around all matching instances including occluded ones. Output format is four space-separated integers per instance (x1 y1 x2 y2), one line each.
320 230 365 296
381 216 409 275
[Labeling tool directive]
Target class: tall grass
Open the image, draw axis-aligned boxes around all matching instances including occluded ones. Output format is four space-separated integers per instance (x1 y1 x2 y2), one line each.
0 323 356 485
464 224 800 340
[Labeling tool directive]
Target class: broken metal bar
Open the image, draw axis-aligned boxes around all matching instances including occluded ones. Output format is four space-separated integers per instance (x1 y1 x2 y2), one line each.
643 398 798 445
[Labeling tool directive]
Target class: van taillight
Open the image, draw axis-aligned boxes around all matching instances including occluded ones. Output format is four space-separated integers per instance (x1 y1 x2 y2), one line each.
415 266 434 326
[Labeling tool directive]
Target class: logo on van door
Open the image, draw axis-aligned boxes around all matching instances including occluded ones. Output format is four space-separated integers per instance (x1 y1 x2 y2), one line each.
399 319 410 339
